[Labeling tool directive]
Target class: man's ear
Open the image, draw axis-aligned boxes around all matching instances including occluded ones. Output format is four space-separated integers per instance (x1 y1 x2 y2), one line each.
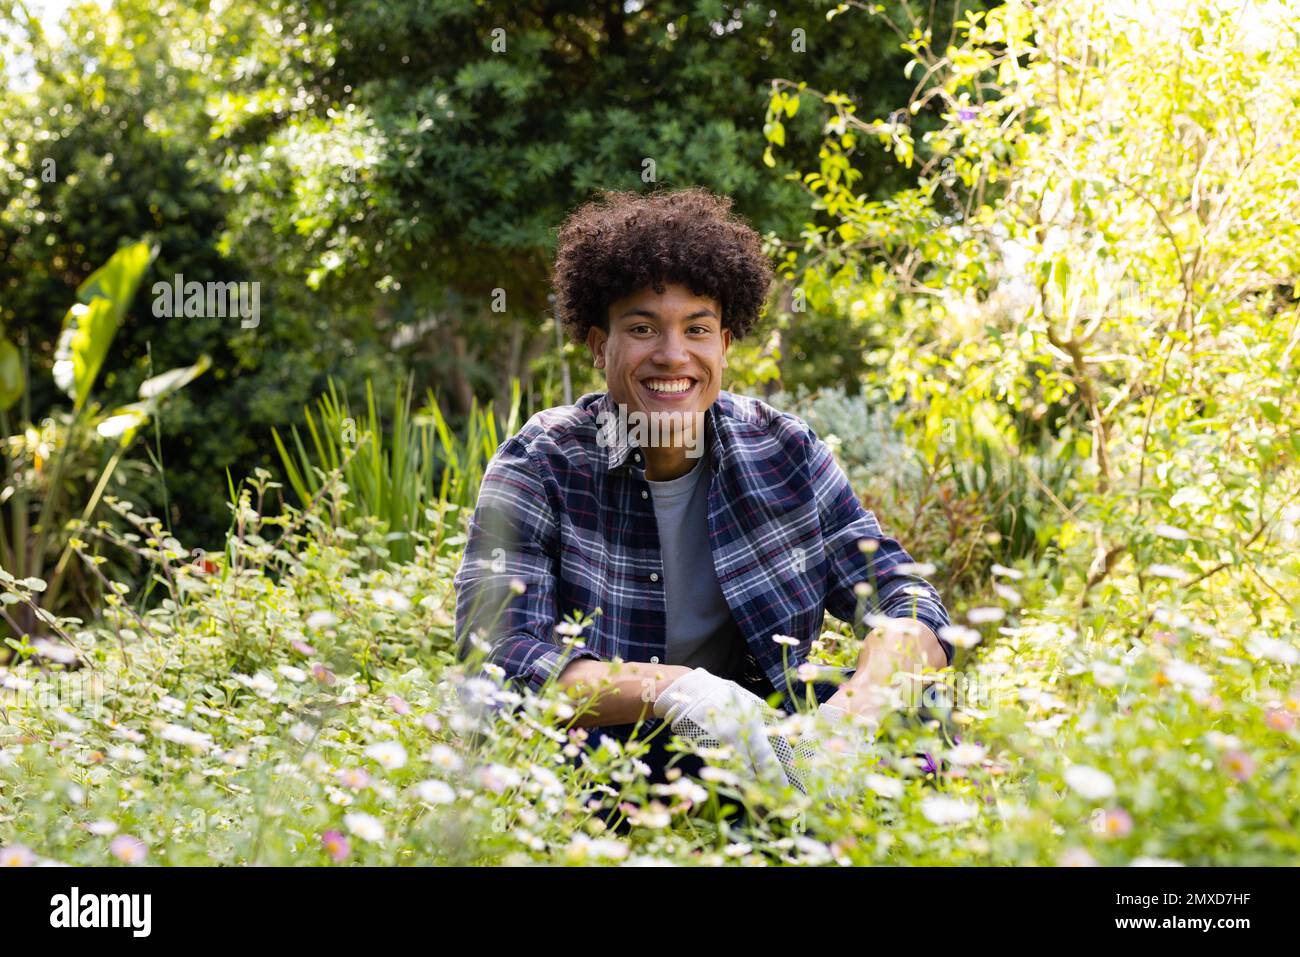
587 325 608 369
721 328 732 368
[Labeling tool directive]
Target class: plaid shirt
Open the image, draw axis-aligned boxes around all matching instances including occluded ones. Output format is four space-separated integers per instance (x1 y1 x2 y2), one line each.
453 389 952 716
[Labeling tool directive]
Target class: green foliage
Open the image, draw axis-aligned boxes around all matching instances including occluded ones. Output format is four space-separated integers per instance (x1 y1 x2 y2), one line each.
1 242 207 631
272 377 522 563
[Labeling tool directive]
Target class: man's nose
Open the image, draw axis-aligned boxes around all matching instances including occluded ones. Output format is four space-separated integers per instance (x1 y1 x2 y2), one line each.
653 329 689 366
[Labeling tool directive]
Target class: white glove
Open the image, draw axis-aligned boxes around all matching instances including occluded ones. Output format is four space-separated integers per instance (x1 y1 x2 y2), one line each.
652 668 789 789
803 701 879 802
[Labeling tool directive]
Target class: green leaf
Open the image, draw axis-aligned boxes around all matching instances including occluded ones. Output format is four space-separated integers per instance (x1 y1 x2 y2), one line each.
0 335 23 411
138 354 212 401
52 241 158 410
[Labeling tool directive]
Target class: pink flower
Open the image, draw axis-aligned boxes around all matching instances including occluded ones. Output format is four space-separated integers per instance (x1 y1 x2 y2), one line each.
312 663 337 685
1101 808 1133 839
292 640 317 656
1265 709 1295 733
109 834 147 865
387 695 411 715
337 767 370 791
0 844 35 867
321 830 350 863
1222 750 1255 781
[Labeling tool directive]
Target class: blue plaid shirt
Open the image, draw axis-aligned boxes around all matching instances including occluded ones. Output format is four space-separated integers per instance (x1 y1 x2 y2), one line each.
453 389 952 716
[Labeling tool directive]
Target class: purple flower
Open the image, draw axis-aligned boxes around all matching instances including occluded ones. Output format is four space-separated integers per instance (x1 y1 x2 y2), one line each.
958 107 978 121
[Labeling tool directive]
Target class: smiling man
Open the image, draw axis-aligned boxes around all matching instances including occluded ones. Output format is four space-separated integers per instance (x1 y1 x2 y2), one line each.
454 187 952 792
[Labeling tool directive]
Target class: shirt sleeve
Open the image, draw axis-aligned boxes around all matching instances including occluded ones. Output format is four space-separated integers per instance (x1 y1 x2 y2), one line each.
452 437 605 696
804 426 955 666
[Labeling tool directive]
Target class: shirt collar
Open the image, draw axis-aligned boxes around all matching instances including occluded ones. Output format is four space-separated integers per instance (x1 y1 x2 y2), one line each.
591 391 732 475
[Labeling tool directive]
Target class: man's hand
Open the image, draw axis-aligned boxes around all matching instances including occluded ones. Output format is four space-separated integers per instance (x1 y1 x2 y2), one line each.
825 617 946 722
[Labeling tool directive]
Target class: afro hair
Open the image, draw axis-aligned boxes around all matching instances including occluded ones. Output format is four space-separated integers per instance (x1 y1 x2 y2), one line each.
552 187 774 344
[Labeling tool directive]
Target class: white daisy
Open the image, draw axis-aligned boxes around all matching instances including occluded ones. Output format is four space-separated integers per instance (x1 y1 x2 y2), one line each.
344 812 385 843
364 741 408 770
1064 765 1116 800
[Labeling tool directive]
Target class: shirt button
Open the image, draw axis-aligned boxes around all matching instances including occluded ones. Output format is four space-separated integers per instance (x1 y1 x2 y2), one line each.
634 453 641 463
641 490 648 499
650 572 659 582
650 656 659 664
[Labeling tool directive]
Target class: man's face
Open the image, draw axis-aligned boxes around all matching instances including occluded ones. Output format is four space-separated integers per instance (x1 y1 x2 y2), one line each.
587 282 731 447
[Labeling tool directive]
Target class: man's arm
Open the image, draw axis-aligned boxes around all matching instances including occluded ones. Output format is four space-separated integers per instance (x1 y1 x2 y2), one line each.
555 659 693 727
453 437 607 695
454 439 691 727
805 425 954 707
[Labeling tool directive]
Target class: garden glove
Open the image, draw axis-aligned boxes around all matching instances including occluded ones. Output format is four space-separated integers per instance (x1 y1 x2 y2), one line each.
652 667 790 789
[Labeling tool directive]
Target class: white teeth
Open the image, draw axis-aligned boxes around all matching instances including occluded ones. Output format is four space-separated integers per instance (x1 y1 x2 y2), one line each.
645 379 692 394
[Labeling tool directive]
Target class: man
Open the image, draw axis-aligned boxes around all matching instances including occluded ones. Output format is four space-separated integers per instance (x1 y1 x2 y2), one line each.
454 187 952 794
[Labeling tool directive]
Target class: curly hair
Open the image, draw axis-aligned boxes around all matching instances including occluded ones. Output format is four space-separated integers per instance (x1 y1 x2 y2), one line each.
552 187 774 344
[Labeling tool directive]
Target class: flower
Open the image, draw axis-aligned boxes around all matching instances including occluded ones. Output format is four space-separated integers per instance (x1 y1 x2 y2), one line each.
920 796 978 825
990 563 1024 579
1162 659 1212 691
159 723 213 752
1058 847 1098 867
865 774 904 799
939 624 981 649
415 780 455 805
277 665 307 683
311 663 336 685
893 561 937 576
1265 709 1295 732
338 767 370 791
564 836 629 863
966 607 1005 624
1146 564 1187 580
387 695 411 715
291 640 317 656
305 611 338 630
364 741 408 770
1100 808 1133 839
1064 765 1116 801
476 764 522 793
698 766 740 787
946 743 987 767
1130 856 1184 867
321 830 350 862
1246 635 1300 666
370 588 411 613
0 844 35 867
772 634 799 647
86 821 117 837
1091 662 1124 687
32 639 77 664
109 834 147 865
1221 750 1255 781
344 812 385 843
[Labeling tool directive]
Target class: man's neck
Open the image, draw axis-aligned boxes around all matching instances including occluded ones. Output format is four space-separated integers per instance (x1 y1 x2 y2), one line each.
644 446 694 481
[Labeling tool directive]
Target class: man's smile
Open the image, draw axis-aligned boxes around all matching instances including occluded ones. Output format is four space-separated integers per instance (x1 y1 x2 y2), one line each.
640 376 699 403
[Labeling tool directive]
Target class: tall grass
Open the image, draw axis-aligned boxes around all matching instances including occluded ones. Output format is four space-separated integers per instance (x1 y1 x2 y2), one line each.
272 376 522 561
